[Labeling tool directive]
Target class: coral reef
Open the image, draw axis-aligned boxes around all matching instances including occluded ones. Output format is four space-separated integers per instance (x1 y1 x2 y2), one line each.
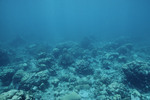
0 68 15 86
123 61 150 92
13 70 49 91
0 89 34 100
0 39 150 100
59 53 74 67
75 60 94 75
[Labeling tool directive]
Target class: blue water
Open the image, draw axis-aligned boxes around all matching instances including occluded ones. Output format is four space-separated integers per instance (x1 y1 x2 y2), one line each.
0 0 150 43
0 0 150 99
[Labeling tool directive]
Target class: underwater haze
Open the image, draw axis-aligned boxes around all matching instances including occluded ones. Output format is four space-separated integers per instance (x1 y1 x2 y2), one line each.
0 0 150 43
1 0 150 100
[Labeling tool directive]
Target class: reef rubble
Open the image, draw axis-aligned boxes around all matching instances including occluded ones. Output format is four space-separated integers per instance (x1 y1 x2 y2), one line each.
0 39 150 100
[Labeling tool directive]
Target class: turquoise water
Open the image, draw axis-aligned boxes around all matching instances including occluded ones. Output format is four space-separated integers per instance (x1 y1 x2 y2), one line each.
0 0 150 42
0 0 150 100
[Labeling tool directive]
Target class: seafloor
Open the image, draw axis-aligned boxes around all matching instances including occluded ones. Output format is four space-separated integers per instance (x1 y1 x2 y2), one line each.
0 37 150 100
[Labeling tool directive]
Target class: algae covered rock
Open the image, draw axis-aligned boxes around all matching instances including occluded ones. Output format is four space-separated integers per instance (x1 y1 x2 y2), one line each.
106 82 129 99
123 61 150 92
0 89 34 100
37 56 55 70
0 68 15 86
130 89 141 100
59 53 74 67
13 70 25 84
75 60 94 75
13 70 49 91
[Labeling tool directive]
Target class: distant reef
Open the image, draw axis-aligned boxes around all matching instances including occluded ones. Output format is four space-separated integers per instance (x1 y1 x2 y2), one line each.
0 37 150 100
